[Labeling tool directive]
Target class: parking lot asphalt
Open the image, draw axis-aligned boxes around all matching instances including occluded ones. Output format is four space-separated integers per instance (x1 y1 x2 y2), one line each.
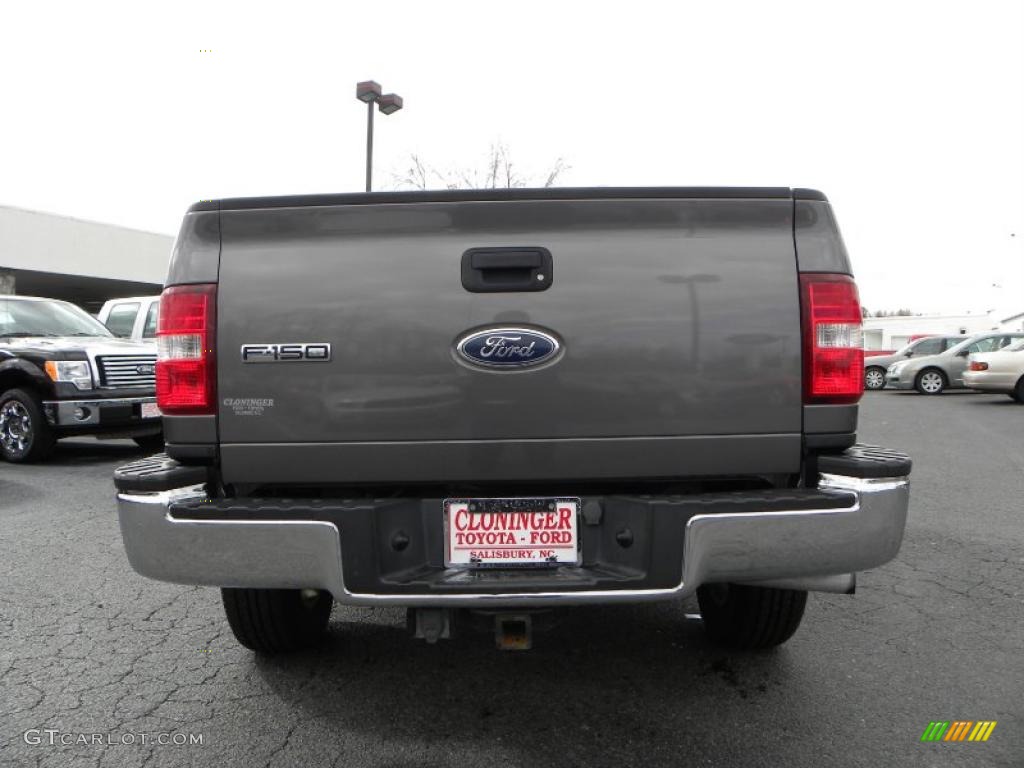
1 391 1022 768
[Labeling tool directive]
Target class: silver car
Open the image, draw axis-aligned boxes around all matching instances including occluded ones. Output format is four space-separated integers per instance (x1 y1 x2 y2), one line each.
885 332 1024 394
863 335 967 390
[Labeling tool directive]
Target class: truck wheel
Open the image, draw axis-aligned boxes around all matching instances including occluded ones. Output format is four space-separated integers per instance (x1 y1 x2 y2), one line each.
914 369 946 395
0 388 57 463
133 434 165 452
221 588 332 653
864 367 886 390
697 583 807 649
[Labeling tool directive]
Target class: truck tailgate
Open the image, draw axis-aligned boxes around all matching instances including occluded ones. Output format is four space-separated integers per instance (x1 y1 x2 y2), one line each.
216 196 802 482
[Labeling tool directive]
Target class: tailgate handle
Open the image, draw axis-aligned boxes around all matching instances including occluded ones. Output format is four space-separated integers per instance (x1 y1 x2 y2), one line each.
470 251 542 270
461 247 552 293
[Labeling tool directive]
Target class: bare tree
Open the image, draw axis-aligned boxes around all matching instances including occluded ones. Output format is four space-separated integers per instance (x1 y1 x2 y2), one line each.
401 154 432 191
868 308 918 317
395 143 569 190
541 157 569 189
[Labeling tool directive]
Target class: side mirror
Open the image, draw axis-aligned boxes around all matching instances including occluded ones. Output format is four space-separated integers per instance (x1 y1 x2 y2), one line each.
903 351 913 357
957 349 970 357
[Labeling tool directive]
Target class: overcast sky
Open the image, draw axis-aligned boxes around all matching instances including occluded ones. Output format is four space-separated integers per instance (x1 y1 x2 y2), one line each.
2 0 1021 315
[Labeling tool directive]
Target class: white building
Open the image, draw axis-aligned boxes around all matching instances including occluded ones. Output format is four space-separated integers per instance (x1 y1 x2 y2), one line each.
862 313 1000 351
0 205 172 311
999 311 1024 333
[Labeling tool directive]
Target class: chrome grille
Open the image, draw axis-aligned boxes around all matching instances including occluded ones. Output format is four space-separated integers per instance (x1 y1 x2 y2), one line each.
97 355 157 389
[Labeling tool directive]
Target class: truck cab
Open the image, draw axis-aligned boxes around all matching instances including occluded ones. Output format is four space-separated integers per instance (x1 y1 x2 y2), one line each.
97 295 160 342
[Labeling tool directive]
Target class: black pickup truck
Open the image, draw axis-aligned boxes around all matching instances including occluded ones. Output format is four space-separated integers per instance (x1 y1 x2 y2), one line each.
115 187 912 654
0 295 162 462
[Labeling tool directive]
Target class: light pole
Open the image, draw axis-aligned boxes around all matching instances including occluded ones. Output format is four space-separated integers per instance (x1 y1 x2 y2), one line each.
356 80 403 192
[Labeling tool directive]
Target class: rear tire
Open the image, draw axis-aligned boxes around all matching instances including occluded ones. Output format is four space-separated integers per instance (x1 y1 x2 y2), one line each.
864 367 886 390
697 583 807 649
0 388 57 463
1013 377 1024 404
914 369 946 395
132 434 165 452
221 588 332 653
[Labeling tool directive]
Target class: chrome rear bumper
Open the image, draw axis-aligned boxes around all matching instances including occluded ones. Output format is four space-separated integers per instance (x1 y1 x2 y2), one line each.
117 471 909 607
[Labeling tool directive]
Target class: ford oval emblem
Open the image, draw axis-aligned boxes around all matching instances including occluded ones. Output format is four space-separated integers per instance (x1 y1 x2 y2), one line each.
456 327 560 369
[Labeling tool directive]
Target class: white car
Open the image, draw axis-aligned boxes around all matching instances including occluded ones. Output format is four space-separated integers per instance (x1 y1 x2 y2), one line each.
963 338 1024 402
97 296 160 342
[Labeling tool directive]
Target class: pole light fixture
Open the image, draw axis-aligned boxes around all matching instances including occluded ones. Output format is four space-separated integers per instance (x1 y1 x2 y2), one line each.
355 80 403 192
355 80 382 103
377 93 403 115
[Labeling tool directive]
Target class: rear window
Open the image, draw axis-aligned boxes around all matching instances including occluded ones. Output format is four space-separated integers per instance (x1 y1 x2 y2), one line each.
105 302 140 337
142 303 159 338
910 338 944 356
965 337 1010 355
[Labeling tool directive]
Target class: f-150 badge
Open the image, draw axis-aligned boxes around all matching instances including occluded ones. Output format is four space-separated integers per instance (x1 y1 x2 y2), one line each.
455 327 559 369
240 343 331 363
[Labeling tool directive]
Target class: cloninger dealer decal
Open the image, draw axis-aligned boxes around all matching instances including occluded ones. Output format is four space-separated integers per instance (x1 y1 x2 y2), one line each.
222 398 274 417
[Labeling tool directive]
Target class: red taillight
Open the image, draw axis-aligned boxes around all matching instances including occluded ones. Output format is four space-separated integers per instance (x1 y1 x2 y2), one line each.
156 284 216 415
800 274 864 404
970 361 989 371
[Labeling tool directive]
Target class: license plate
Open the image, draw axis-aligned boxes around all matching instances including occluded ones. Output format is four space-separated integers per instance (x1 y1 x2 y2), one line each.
444 498 580 567
141 402 162 419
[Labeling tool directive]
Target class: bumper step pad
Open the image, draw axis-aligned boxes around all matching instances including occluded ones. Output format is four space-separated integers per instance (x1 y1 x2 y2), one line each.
114 453 208 493
818 444 912 479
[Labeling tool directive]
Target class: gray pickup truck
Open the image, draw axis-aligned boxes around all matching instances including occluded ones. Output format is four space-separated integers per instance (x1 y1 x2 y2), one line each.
115 187 911 653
